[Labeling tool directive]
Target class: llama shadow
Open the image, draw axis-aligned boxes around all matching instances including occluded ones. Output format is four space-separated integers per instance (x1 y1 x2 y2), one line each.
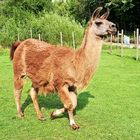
21 90 95 113
77 91 95 111
104 49 138 61
110 53 138 61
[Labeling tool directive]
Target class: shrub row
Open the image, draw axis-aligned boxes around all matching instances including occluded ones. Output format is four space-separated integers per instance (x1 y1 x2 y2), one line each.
0 12 84 48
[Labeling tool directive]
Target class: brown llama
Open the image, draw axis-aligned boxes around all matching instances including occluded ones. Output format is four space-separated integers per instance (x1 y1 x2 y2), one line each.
10 7 117 130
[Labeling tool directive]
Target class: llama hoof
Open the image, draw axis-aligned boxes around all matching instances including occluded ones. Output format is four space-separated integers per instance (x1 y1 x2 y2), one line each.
18 112 24 118
38 116 46 121
71 124 80 130
50 111 56 120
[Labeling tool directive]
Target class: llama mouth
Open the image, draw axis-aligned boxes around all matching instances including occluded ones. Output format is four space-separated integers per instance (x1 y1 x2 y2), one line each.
98 35 105 38
97 30 116 38
97 33 108 38
107 29 117 35
107 30 112 34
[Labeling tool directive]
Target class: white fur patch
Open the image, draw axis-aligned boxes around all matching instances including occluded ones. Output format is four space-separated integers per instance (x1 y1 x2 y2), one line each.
70 119 76 126
14 89 22 94
54 109 62 115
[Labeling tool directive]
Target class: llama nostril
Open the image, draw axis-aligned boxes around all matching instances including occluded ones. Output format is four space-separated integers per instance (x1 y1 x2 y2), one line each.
108 23 117 34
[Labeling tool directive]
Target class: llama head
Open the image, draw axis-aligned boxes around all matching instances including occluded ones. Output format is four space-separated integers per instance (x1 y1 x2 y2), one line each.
89 7 117 38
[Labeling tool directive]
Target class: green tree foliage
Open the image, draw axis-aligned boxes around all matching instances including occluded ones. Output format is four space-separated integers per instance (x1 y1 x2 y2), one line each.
53 1 70 16
2 0 53 16
0 0 83 47
68 0 102 25
105 0 139 31
67 0 140 31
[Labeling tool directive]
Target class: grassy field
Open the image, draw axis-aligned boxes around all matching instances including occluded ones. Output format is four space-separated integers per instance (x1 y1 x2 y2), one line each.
0 47 140 140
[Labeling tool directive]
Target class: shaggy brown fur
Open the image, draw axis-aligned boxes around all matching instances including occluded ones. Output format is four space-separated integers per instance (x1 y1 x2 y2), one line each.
10 7 117 130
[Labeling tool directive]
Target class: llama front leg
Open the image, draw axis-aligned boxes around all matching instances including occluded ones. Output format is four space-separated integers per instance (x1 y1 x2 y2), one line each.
57 85 79 130
68 91 79 129
30 87 45 121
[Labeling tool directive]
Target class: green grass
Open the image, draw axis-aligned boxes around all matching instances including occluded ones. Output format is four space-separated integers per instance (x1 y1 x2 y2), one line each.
0 47 140 140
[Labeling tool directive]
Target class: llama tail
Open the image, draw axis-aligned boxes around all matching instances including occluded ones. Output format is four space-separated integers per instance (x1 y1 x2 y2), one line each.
10 41 21 60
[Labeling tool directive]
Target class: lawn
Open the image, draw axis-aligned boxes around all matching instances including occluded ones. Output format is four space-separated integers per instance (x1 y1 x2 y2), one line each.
0 47 140 140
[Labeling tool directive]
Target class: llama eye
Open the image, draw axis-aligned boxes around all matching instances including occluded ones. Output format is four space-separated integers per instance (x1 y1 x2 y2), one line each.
95 21 102 26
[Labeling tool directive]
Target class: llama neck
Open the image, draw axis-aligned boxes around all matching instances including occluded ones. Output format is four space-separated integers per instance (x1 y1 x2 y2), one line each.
82 27 103 61
74 27 103 89
78 26 103 67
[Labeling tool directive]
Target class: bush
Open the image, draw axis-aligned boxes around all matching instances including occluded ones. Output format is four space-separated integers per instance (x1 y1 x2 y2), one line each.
0 18 17 47
34 13 83 47
0 12 84 48
0 0 84 48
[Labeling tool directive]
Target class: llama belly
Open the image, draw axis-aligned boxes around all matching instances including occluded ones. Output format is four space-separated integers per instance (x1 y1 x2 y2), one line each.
29 73 55 94
39 82 55 95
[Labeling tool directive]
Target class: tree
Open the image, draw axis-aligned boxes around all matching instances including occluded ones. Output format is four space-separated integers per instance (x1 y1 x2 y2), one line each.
68 0 139 31
2 0 53 17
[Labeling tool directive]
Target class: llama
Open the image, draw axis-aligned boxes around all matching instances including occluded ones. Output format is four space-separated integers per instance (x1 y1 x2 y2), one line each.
10 7 117 130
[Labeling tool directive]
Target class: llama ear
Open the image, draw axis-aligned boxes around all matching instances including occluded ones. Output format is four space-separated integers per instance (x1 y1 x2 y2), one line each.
92 7 103 20
100 8 110 19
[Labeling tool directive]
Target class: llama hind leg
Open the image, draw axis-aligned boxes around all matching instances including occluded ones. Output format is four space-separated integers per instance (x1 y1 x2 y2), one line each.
14 77 24 118
67 91 79 129
30 87 45 121
68 91 78 129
